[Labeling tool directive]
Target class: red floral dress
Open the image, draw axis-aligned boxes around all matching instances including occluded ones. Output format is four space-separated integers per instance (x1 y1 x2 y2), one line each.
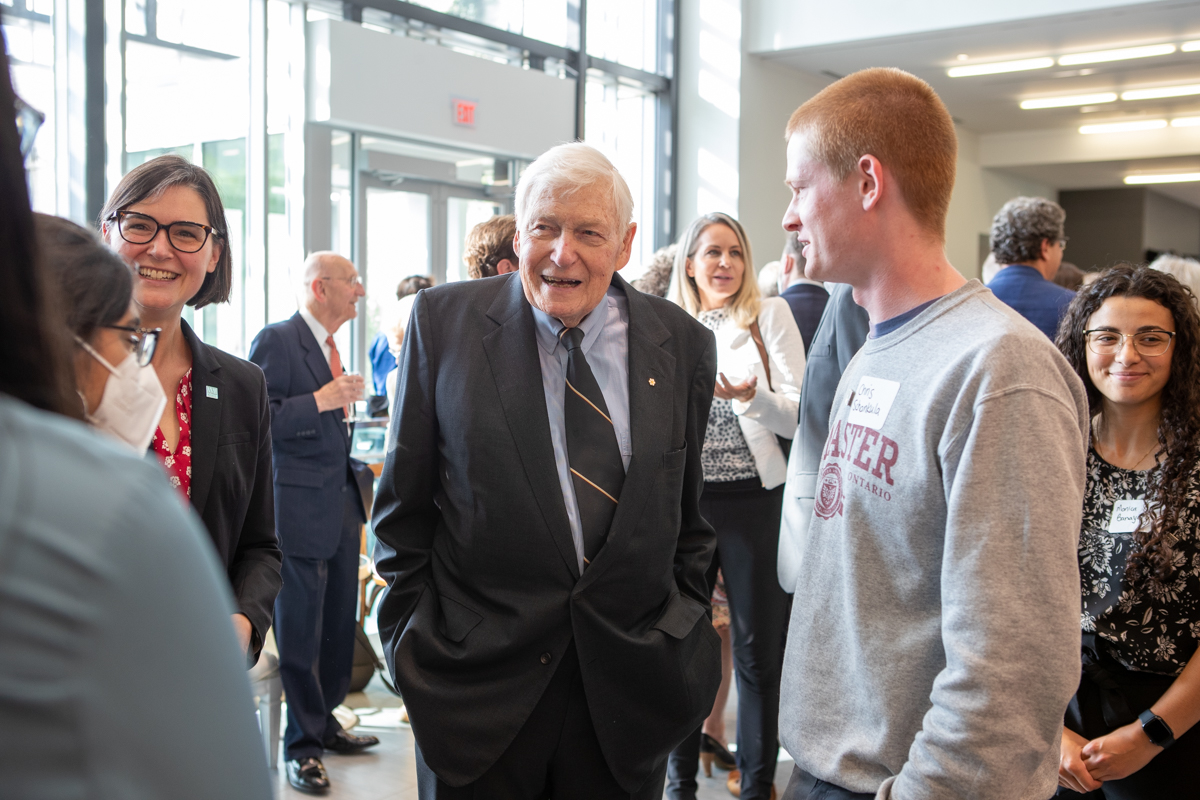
152 369 193 500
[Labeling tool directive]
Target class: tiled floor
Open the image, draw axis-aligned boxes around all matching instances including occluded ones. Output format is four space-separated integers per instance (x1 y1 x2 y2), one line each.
269 671 794 800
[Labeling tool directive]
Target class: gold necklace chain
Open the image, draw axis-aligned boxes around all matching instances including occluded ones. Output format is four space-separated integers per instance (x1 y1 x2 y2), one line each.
1093 425 1160 469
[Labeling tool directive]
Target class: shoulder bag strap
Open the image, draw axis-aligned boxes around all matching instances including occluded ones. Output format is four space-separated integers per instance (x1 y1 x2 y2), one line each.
749 319 773 392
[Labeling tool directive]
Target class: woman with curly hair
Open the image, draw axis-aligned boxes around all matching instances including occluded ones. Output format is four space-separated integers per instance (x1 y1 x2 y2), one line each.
1054 264 1200 797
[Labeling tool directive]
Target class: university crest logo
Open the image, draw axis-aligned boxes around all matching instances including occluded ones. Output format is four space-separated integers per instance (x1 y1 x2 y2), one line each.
814 462 844 520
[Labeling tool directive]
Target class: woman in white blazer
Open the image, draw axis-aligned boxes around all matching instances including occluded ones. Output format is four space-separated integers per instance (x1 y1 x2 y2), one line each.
665 213 805 800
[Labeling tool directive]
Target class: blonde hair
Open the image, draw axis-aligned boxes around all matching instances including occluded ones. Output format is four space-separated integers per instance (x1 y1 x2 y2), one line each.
669 213 760 329
785 67 957 239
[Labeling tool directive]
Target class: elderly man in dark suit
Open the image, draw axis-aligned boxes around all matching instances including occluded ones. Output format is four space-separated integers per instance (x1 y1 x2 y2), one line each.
248 252 376 795
373 142 721 800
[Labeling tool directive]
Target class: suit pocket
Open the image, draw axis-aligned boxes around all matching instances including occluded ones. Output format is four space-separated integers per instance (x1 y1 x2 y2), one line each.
217 431 253 447
809 343 832 358
662 444 687 472
653 592 706 640
276 467 324 488
437 593 482 643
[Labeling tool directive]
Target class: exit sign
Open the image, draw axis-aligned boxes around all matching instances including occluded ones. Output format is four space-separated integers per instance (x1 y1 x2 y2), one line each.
452 98 476 128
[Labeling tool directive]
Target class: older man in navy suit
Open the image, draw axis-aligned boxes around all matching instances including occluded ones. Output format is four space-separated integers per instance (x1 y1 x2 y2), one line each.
248 252 376 795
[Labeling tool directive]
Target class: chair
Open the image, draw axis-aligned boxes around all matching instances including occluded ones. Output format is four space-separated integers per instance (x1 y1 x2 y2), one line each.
248 650 282 769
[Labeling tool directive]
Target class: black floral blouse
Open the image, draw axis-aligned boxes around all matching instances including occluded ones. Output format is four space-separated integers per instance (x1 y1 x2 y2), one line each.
1078 447 1200 676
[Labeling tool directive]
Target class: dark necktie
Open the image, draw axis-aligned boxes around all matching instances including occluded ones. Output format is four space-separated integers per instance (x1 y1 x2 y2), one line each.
560 326 624 567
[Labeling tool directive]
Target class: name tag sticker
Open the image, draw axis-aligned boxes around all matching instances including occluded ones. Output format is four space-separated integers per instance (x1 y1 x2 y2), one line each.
206 385 219 399
1108 499 1146 533
846 376 900 429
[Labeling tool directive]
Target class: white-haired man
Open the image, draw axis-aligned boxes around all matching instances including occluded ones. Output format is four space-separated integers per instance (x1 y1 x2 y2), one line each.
248 252 375 795
373 143 721 799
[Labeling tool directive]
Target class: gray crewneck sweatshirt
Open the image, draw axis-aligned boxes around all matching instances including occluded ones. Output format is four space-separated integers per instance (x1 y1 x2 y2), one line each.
779 281 1089 800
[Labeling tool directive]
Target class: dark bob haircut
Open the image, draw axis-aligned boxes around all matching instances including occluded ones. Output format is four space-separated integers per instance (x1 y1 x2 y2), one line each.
35 213 133 343
99 154 231 309
1056 263 1200 583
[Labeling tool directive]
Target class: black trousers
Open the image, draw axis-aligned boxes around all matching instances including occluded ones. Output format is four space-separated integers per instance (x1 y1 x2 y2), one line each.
667 480 788 800
781 766 873 800
414 642 667 800
276 482 363 761
1053 656 1199 800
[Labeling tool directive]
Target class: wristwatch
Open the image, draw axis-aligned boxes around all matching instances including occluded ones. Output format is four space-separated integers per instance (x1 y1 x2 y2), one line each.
1138 709 1176 749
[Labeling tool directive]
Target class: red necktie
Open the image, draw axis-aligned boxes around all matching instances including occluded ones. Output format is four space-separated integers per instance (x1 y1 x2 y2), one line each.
326 335 349 419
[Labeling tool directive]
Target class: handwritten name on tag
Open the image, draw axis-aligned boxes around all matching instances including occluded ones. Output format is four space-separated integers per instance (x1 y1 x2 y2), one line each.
847 376 900 429
1108 499 1146 533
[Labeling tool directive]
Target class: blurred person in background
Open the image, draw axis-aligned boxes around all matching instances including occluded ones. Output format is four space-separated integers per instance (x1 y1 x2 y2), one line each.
462 213 518 279
369 274 434 398
1054 265 1200 798
384 292 419 411
775 232 829 354
986 196 1074 339
1055 261 1086 292
249 252 375 794
757 261 781 298
668 212 806 800
100 157 282 671
1149 253 1200 305
0 37 271 798
631 243 676 297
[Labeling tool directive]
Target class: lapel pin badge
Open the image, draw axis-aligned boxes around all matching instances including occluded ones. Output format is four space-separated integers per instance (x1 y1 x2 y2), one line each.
648 378 656 386
206 386 219 399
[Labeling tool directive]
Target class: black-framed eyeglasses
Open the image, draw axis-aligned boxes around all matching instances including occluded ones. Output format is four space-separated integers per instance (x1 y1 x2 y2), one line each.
104 325 161 367
108 210 222 254
1084 328 1175 357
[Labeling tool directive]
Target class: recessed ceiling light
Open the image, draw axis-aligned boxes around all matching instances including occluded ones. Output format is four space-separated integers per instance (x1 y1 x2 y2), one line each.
947 57 1055 77
1172 116 1200 127
1124 173 1200 184
1020 92 1118 109
1079 119 1168 134
1121 84 1200 101
1182 41 1200 52
1059 43 1176 65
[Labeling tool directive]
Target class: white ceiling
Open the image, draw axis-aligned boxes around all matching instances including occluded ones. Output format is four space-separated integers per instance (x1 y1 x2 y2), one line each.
761 0 1200 205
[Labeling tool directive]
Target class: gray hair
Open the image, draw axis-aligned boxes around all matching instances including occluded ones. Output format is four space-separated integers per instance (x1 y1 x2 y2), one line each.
990 196 1066 266
514 142 633 236
1150 253 1200 304
630 243 676 298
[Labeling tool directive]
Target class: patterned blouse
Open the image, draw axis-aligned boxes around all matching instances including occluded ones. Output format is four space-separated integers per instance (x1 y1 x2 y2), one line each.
1078 447 1200 676
151 369 193 501
696 307 758 484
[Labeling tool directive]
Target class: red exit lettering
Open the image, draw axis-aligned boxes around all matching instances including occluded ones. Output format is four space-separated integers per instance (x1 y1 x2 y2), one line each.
453 99 476 127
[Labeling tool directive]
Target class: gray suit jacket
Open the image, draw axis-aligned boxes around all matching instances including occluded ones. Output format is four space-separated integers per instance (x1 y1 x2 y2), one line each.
778 283 870 591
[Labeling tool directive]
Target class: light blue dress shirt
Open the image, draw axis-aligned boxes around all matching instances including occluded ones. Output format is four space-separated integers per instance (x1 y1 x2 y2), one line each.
530 284 631 574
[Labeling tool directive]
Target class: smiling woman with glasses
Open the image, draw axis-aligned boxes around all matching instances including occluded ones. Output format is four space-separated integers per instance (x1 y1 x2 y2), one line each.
98 155 282 671
1054 264 1200 798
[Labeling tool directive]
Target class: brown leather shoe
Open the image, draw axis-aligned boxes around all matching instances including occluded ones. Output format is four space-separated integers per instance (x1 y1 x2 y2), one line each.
323 729 380 754
725 771 777 800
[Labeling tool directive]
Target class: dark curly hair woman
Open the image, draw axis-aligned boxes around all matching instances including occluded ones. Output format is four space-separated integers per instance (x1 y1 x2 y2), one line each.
1054 264 1200 798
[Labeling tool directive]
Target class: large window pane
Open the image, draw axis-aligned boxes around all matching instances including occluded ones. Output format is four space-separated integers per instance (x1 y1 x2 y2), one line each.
446 197 503 283
586 0 657 73
6 12 55 213
584 73 657 277
363 188 430 391
403 0 577 48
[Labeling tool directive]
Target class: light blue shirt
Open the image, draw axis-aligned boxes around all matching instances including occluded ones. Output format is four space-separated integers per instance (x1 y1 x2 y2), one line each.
531 284 631 574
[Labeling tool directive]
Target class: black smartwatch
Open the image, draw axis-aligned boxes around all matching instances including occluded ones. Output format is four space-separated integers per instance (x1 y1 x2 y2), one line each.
1138 709 1176 749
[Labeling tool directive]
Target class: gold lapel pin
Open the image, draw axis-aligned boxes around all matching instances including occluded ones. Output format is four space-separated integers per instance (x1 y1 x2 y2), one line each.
648 378 656 386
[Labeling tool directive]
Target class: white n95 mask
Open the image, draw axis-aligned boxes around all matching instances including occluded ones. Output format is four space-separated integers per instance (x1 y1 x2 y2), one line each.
76 337 168 453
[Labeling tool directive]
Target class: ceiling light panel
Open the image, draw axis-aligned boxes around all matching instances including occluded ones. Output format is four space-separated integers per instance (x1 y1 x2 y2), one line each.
1059 44 1176 65
1079 119 1168 134
1020 93 1117 109
1121 84 1200 101
1172 117 1200 127
947 57 1054 77
1124 173 1200 184
1182 41 1200 52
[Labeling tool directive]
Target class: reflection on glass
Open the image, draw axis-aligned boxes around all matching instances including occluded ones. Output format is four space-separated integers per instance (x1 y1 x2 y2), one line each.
584 73 656 278
364 188 430 392
446 198 503 283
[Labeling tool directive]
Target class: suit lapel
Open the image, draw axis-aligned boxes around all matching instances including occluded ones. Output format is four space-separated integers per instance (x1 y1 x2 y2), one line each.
183 320 221 517
482 276 579 580
291 312 349 448
584 274 675 578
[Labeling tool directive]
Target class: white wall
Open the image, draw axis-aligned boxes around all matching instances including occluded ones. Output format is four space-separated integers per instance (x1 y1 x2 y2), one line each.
743 0 1160 54
1145 190 1200 256
308 20 575 159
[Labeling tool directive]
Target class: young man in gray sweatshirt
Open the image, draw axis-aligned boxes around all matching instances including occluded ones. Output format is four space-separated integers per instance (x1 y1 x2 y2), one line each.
777 68 1090 800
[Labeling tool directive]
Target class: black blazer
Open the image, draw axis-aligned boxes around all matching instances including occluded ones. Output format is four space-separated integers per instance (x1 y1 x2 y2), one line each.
372 273 721 792
247 313 364 559
180 320 282 663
